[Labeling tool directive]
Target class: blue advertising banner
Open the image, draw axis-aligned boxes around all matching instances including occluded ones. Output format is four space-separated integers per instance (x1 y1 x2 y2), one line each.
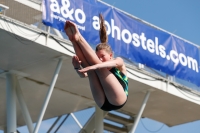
42 0 200 87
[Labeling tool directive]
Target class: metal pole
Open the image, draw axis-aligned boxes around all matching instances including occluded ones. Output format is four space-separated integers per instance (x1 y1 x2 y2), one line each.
52 28 63 38
33 58 63 133
95 105 104 133
6 73 17 133
70 113 83 129
16 79 34 133
4 126 7 133
130 91 151 133
54 115 70 133
166 75 169 91
47 116 62 133
45 26 50 45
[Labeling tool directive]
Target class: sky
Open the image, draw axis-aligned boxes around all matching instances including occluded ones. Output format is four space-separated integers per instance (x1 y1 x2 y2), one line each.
101 0 200 46
1 0 200 133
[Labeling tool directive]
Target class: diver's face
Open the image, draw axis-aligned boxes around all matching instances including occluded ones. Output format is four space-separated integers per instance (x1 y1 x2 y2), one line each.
96 49 112 62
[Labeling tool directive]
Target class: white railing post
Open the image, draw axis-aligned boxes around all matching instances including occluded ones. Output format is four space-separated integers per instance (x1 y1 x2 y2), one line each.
33 58 63 133
6 73 17 133
130 91 151 133
95 105 104 133
16 79 34 133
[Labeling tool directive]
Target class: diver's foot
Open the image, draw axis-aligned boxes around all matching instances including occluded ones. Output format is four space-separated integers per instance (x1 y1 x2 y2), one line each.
64 21 80 42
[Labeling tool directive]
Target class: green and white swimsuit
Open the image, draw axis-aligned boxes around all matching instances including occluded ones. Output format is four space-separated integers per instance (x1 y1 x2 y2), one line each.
109 67 128 96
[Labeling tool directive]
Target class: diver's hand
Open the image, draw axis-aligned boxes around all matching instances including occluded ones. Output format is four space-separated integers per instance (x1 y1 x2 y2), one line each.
78 65 97 73
72 55 81 69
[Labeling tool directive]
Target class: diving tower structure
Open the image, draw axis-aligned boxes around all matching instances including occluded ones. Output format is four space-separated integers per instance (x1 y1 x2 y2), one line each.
0 0 200 133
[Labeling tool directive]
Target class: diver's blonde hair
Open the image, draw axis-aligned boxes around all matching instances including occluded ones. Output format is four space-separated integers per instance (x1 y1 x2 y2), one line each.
96 14 112 54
